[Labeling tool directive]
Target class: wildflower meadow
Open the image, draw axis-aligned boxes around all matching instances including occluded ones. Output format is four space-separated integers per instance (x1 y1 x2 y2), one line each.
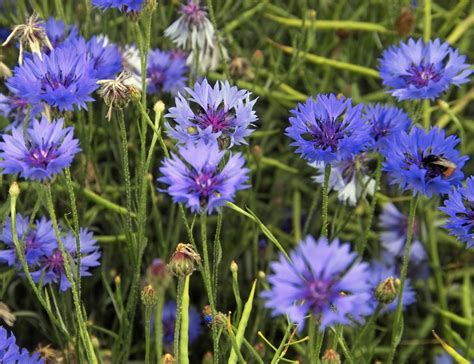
0 0 473 363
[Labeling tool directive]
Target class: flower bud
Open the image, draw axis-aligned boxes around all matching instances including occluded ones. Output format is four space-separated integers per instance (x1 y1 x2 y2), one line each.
145 258 171 290
258 271 266 280
154 100 166 114
9 182 20 198
437 99 450 111
395 7 415 37
202 352 213 364
229 57 251 78
141 284 158 306
230 260 238 273
162 353 176 364
322 349 341 364
202 305 226 329
375 276 399 304
168 243 201 277
251 50 264 67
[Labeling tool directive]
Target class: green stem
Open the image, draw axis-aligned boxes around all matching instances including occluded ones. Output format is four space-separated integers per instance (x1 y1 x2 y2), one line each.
387 194 419 364
423 0 432 42
155 293 165 361
179 275 191 364
308 315 317 364
358 155 382 255
321 163 332 237
174 277 185 360
422 99 431 129
45 184 97 364
144 305 153 364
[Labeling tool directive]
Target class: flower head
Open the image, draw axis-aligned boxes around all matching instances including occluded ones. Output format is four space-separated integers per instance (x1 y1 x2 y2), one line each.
310 154 375 206
382 126 467 197
0 214 56 267
261 235 374 331
378 38 472 100
92 0 145 13
379 202 426 263
440 177 474 248
0 117 81 181
31 228 101 291
6 46 98 111
147 48 188 95
166 79 257 148
0 326 44 363
43 17 78 48
286 94 370 163
158 140 249 214
364 103 411 150
368 261 416 312
160 301 202 346
1 13 52 64
0 93 43 129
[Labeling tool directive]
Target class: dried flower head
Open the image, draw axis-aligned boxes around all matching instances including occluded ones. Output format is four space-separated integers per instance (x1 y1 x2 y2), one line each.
168 243 201 276
2 13 53 64
0 303 15 327
97 71 140 120
0 54 11 78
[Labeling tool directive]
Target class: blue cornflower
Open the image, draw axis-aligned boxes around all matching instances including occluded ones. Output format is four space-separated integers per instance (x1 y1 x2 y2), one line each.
68 36 122 80
440 177 474 248
0 93 43 129
158 140 249 214
369 261 416 312
0 117 81 181
166 79 257 148
382 126 467 197
261 235 374 331
379 202 426 263
378 38 472 100
6 46 98 111
147 48 188 95
43 17 78 48
160 301 202 346
0 214 56 267
0 326 44 363
31 228 101 291
364 103 412 150
92 0 145 13
286 94 371 163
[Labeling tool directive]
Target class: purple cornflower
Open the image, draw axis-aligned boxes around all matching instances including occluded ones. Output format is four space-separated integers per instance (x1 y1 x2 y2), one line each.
261 235 374 331
31 228 101 291
158 140 249 214
166 79 257 148
147 48 188 95
0 326 44 363
379 202 426 263
310 154 375 206
286 94 371 163
92 0 145 13
0 117 81 181
160 301 202 346
0 93 43 129
43 17 78 48
369 261 416 312
165 0 214 50
6 46 98 111
382 126 467 197
440 177 474 248
378 38 472 100
67 36 122 80
364 103 411 150
0 214 56 267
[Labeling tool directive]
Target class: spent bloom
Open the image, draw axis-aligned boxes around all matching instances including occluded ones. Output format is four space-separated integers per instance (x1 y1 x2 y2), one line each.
440 177 474 248
382 126 467 197
364 103 411 150
310 154 375 206
0 117 81 181
6 46 98 111
166 79 257 148
0 326 44 363
158 140 249 214
160 301 202 346
286 94 370 164
31 228 101 291
0 214 56 267
147 48 188 95
379 202 426 263
1 13 52 64
378 38 472 100
261 235 374 331
92 0 145 13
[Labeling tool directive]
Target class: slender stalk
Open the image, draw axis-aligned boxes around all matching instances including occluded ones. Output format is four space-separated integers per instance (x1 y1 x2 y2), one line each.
212 213 223 305
144 304 153 364
387 194 419 364
321 163 332 237
174 277 185 360
155 294 165 361
308 315 318 364
423 0 432 42
179 275 191 364
358 155 382 255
